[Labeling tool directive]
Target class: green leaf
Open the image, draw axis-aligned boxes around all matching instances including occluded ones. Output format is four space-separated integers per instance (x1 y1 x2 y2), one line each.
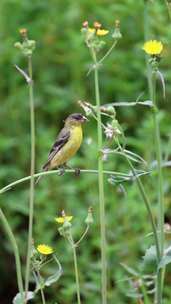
158 254 171 269
143 245 157 265
120 263 139 277
45 255 63 287
13 292 34 304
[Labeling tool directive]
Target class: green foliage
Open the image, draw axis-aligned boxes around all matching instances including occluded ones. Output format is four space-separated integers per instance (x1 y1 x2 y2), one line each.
1 0 171 303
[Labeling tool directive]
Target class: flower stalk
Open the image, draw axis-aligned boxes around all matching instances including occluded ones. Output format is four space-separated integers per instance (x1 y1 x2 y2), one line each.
24 55 36 300
72 242 81 304
116 140 160 261
151 70 164 304
0 208 24 303
57 214 82 304
91 47 107 304
14 29 36 302
142 34 165 303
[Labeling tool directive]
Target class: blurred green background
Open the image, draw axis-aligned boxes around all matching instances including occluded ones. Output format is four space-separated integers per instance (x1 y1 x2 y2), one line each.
1 0 171 303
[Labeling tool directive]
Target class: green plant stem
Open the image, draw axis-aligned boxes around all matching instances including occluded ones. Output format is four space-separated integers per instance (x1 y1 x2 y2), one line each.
152 72 164 256
164 0 171 20
144 1 153 97
0 169 129 194
98 40 118 65
151 72 164 304
37 270 46 304
117 142 160 261
144 4 164 302
25 55 36 302
75 225 89 247
68 234 81 304
0 208 24 302
73 246 81 304
128 159 160 260
91 47 107 304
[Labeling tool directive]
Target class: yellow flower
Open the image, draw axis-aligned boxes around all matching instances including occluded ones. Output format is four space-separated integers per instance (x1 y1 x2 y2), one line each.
55 215 73 224
87 28 108 36
37 244 54 255
96 29 109 36
87 28 95 34
143 40 163 55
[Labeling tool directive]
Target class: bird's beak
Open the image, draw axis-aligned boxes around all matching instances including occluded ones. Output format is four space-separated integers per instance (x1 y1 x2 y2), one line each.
81 115 88 123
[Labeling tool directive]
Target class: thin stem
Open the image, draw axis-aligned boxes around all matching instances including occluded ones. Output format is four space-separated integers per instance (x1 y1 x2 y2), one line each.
37 270 46 304
152 72 164 304
73 246 81 304
91 47 107 304
98 40 118 65
143 4 165 302
164 0 171 20
144 1 153 99
25 56 36 301
117 142 160 261
69 235 81 304
152 72 164 256
0 208 24 302
0 169 130 194
75 225 89 247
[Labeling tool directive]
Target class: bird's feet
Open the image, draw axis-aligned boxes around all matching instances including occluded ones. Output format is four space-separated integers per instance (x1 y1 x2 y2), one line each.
58 167 65 176
74 168 80 177
58 164 80 177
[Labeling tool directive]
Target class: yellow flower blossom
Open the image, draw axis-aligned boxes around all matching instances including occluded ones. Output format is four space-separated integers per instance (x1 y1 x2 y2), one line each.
96 29 109 36
55 215 73 224
37 244 54 255
143 40 163 55
88 28 95 34
87 28 108 36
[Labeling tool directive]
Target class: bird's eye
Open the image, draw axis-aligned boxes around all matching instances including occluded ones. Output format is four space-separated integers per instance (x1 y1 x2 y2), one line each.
72 114 83 120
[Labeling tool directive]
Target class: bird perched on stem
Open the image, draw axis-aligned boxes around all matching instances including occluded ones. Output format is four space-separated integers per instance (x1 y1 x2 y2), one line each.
36 113 87 184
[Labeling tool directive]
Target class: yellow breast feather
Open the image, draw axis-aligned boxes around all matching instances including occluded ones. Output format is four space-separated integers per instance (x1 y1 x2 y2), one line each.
50 125 83 168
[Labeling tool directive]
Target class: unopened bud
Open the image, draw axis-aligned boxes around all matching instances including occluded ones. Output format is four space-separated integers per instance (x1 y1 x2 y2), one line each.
112 20 122 40
63 220 72 230
14 42 22 49
115 20 120 28
85 207 93 225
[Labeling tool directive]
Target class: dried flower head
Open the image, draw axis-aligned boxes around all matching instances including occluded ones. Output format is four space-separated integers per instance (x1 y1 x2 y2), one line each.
104 121 121 140
19 28 28 37
82 20 88 28
102 148 111 161
94 21 102 29
78 100 92 116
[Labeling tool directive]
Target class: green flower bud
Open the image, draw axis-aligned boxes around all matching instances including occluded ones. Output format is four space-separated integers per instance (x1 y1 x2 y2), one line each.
14 42 22 49
14 34 36 57
112 20 122 40
106 106 116 116
85 207 93 225
63 220 72 230
58 226 65 237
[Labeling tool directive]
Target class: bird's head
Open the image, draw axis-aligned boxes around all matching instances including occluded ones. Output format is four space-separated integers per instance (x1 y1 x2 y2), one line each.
64 113 88 127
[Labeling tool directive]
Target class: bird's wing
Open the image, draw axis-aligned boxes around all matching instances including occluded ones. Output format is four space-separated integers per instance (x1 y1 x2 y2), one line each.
43 128 70 169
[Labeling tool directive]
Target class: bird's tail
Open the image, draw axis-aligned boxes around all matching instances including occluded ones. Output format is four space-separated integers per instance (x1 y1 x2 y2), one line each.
35 162 49 185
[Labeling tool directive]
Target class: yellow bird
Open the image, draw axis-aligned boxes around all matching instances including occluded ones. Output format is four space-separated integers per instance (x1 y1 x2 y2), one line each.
36 113 87 183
